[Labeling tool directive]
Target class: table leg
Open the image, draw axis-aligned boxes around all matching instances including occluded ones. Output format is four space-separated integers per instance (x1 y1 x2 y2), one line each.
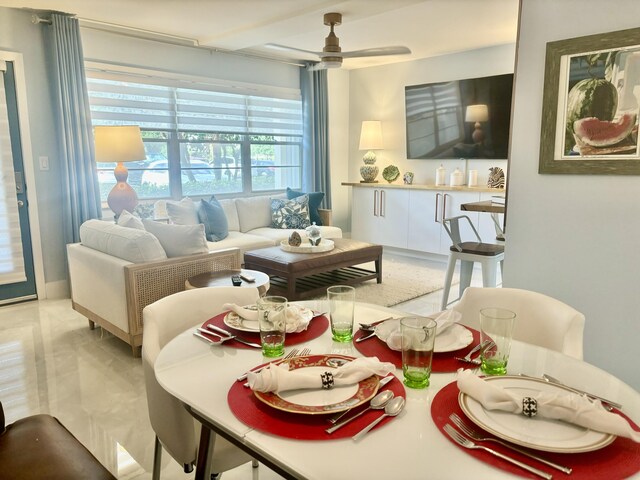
375 254 383 284
287 275 297 301
195 425 212 480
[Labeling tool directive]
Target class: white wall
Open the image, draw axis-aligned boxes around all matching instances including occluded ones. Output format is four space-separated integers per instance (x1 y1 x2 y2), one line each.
327 69 350 232
506 0 640 389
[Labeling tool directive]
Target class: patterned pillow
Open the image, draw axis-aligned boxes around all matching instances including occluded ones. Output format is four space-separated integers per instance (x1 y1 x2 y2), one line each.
271 195 311 229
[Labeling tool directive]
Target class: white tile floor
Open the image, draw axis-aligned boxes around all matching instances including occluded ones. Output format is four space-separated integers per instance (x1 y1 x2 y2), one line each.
0 253 485 479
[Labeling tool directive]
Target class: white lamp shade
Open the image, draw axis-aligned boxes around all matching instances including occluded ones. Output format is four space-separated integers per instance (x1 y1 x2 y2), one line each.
359 121 383 151
465 104 489 123
94 125 146 163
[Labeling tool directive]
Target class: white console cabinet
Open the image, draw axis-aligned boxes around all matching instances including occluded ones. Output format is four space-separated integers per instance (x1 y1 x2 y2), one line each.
346 183 502 256
351 187 409 249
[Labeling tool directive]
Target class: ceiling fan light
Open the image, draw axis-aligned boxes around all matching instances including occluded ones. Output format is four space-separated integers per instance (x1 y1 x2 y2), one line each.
322 60 342 68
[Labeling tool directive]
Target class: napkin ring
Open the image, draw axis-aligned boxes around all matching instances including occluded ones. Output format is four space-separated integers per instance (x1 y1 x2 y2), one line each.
522 397 537 417
321 372 334 389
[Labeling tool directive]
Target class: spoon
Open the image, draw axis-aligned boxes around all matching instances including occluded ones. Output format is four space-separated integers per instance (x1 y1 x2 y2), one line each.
352 396 406 441
325 390 394 434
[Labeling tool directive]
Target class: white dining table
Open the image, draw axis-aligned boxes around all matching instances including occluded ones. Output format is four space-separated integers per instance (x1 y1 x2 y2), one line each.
154 301 640 480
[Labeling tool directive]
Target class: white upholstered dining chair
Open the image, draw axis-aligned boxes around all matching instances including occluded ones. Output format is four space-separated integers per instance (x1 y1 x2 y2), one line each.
452 287 585 359
142 286 260 479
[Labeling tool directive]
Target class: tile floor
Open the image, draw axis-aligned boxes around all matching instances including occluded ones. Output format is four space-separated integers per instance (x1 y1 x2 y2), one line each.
0 253 484 479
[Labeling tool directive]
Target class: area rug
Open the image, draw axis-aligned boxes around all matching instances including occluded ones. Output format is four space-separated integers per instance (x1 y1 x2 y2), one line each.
307 260 458 307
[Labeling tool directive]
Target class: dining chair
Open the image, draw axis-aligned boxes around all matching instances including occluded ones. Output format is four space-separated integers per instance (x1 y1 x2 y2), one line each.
452 287 585 359
142 286 260 480
440 215 505 310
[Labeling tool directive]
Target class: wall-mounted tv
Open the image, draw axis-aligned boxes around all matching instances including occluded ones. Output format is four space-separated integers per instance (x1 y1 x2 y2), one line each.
405 73 513 160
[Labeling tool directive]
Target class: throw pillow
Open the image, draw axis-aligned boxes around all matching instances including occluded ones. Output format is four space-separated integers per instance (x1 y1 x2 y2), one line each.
271 195 311 229
117 210 145 230
286 188 325 225
197 195 229 242
142 220 208 258
166 197 199 225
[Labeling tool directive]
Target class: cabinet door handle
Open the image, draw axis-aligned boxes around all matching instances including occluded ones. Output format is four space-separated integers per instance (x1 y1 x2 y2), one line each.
434 193 441 223
442 193 449 222
373 190 378 216
380 190 385 217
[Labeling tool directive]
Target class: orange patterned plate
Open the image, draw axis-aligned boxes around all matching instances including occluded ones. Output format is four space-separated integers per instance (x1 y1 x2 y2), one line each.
253 355 380 415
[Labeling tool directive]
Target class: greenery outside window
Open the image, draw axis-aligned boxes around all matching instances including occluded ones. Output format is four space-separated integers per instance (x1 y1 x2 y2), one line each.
88 72 303 202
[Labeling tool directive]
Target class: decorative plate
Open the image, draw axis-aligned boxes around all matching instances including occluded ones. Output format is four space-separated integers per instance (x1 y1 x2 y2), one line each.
224 305 315 333
382 165 400 183
459 375 615 453
280 238 335 253
253 355 380 415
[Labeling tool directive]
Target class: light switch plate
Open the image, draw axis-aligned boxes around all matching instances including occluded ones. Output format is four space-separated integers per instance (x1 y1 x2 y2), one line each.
39 156 49 170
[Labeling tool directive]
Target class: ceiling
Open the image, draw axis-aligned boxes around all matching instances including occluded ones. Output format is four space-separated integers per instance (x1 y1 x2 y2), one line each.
2 0 519 69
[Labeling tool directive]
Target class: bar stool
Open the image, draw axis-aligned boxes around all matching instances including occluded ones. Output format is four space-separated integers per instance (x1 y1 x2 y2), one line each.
440 215 504 310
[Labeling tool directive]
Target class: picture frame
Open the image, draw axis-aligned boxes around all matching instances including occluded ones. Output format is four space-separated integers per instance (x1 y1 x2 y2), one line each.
539 27 640 174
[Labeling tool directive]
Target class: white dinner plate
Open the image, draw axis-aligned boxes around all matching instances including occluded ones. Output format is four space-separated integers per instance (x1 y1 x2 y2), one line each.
458 375 616 453
374 320 473 353
224 305 314 333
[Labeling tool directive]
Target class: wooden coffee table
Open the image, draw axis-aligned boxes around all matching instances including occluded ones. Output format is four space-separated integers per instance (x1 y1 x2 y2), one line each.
243 238 383 301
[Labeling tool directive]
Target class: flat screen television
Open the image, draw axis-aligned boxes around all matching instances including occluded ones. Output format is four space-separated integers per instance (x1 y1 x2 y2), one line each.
405 73 513 159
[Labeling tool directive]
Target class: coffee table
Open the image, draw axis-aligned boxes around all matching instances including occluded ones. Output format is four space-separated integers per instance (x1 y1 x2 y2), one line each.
243 238 382 301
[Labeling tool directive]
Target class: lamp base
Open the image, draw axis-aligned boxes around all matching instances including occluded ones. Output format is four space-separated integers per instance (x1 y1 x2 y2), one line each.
107 162 138 217
360 164 379 183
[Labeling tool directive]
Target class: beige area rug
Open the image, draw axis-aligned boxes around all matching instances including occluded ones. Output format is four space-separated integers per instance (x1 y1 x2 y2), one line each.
307 260 458 307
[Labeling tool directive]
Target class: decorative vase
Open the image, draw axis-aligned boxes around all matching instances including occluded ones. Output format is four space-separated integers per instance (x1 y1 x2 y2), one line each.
360 151 379 182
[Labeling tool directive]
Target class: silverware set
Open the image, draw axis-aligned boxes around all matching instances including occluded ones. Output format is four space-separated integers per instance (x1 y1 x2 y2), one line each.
194 324 262 348
455 339 494 365
241 347 311 387
326 376 395 429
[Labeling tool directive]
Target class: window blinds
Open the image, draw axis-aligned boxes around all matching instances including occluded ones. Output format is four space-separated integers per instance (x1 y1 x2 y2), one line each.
0 61 27 286
86 73 303 136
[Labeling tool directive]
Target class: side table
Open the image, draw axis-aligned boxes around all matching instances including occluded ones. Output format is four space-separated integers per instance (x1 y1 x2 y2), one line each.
185 269 270 296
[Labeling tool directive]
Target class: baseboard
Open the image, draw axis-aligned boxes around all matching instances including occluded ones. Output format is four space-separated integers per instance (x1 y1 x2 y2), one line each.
45 279 70 299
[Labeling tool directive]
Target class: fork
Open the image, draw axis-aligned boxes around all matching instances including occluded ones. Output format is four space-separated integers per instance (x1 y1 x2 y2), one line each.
455 340 493 365
242 347 311 387
443 424 552 479
449 413 572 474
237 348 300 382
358 317 393 330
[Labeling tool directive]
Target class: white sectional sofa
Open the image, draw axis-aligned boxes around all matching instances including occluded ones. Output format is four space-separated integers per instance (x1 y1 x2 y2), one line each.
67 194 342 356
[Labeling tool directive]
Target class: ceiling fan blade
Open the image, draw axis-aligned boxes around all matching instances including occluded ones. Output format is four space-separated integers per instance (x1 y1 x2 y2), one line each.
340 46 412 59
264 43 323 57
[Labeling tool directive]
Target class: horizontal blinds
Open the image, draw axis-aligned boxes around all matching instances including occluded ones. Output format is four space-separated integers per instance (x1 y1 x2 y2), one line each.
0 65 27 286
87 74 303 136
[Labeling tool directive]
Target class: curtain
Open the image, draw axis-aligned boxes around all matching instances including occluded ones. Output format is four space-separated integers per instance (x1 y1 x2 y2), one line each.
48 13 101 244
0 61 26 286
300 64 331 208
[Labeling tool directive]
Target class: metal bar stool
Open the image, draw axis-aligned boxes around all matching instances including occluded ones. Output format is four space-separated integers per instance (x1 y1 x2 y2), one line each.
440 215 504 310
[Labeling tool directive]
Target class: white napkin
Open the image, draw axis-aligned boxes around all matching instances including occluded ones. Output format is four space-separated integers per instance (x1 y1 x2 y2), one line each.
248 357 395 394
223 303 312 333
457 369 640 442
385 310 462 351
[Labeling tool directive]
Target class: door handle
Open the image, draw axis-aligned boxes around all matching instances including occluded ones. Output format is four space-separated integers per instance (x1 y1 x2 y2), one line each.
380 190 385 217
442 193 449 222
373 190 378 216
434 193 441 223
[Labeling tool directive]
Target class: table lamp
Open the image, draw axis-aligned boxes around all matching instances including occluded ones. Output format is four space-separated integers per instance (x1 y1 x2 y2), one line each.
465 104 489 144
94 125 146 218
358 120 383 183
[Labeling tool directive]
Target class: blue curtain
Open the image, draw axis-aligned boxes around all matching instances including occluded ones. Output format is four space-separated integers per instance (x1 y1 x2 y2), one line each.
300 64 331 208
48 13 101 244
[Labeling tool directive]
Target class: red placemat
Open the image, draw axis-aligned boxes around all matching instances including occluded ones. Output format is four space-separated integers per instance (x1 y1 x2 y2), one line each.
200 312 329 349
228 363 406 440
353 326 480 373
431 380 640 479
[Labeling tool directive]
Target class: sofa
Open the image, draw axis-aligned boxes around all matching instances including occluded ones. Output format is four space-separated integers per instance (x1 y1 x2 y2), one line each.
67 193 342 356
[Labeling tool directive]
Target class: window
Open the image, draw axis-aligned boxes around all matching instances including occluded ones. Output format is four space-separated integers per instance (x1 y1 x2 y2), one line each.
86 71 303 202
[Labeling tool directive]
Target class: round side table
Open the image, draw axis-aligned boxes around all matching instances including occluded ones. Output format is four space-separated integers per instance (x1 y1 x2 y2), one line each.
185 269 270 296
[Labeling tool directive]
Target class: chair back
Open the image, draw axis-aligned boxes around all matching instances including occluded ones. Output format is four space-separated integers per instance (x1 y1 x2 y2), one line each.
142 286 259 472
452 287 585 359
442 215 482 252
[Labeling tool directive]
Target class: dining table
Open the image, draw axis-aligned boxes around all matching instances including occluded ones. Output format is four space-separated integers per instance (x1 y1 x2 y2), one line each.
154 301 640 480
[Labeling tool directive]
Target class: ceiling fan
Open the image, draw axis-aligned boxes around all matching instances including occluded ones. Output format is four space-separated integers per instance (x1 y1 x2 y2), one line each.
265 12 411 70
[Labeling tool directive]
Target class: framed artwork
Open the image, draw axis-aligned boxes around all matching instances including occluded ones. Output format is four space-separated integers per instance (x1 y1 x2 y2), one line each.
539 27 640 174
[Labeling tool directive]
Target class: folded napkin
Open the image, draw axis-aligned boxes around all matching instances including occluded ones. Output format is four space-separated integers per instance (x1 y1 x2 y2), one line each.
385 310 462 351
457 369 640 442
223 303 312 333
248 357 395 394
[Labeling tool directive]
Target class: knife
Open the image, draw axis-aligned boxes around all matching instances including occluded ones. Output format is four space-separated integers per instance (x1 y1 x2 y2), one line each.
206 324 262 349
543 374 622 410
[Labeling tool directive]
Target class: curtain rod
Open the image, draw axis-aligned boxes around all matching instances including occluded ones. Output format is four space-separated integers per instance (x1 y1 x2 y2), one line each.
31 14 51 25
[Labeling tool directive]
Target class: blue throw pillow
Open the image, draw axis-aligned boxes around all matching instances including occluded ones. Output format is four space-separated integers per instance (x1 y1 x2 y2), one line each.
286 187 325 225
197 195 229 242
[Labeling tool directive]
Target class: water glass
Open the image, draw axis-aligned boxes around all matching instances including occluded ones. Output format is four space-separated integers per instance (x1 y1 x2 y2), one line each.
327 285 355 342
400 316 437 389
257 296 288 357
479 308 516 375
